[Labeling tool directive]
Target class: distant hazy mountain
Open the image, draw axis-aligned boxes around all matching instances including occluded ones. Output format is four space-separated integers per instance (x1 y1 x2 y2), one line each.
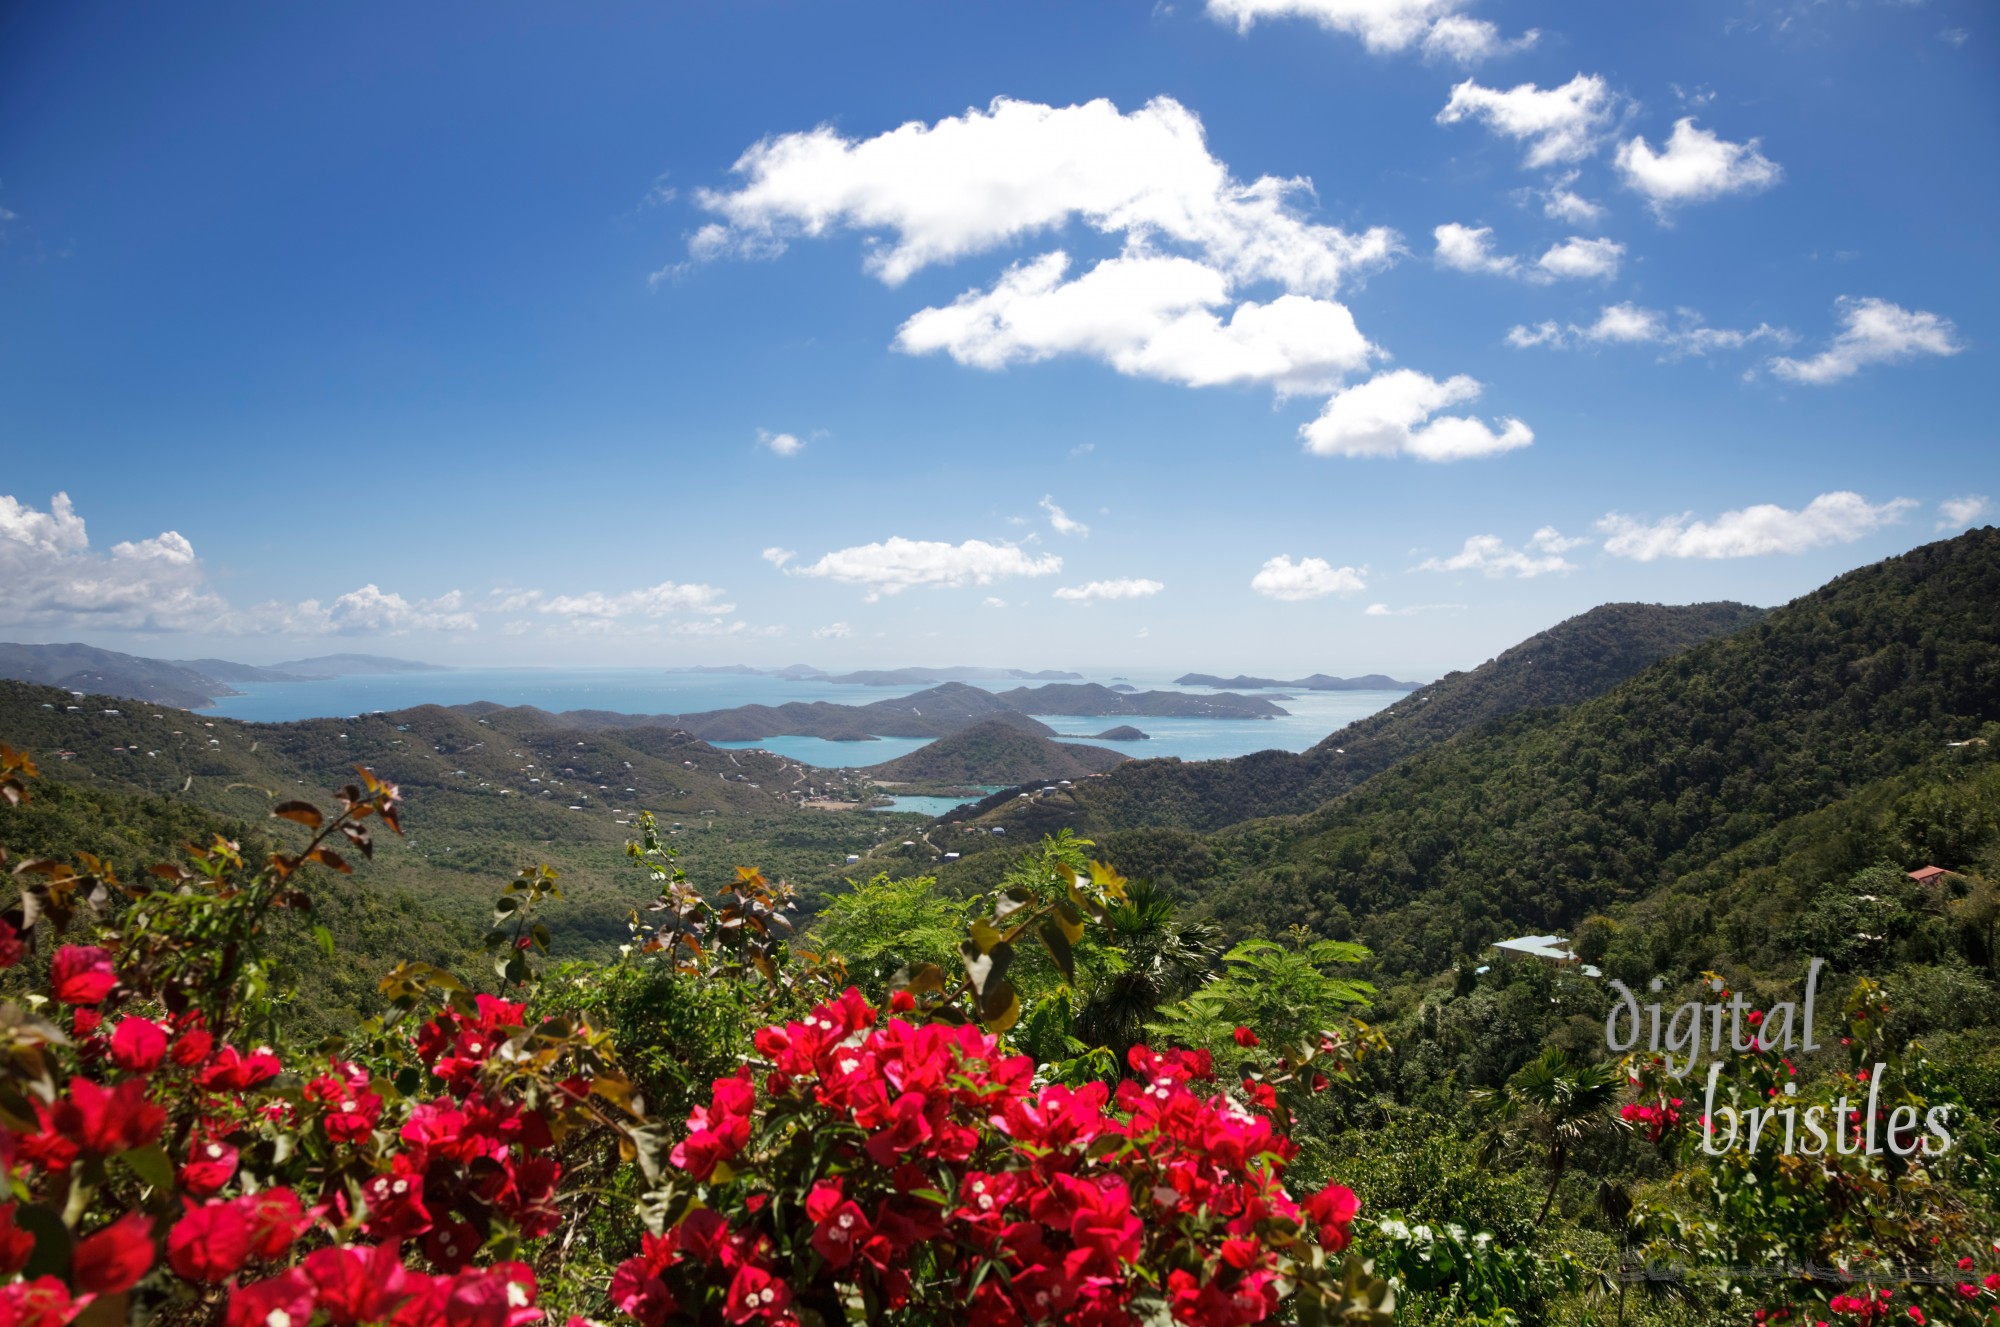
170 658 307 684
819 667 1084 685
1175 672 1422 691
994 683 1287 719
0 642 243 709
267 654 447 677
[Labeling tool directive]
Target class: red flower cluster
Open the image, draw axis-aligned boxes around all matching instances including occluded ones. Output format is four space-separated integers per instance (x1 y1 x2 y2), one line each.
608 989 1359 1327
1619 1094 1684 1143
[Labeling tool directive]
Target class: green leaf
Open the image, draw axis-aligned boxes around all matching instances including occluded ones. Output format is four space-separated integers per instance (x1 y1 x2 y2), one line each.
17 1204 70 1279
116 1142 175 1191
313 924 335 959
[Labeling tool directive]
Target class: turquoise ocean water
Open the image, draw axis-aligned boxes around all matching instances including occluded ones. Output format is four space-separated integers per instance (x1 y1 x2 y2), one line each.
205 669 1405 767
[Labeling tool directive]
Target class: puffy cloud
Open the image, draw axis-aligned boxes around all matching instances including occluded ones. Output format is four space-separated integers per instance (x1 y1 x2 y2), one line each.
1616 118 1780 216
1433 224 1621 282
1421 15 1538 64
894 251 1374 394
1205 0 1533 61
695 95 1394 294
1300 369 1531 461
1937 495 1991 531
0 490 484 637
1417 526 1582 577
1535 236 1623 281
758 429 805 457
0 491 231 632
812 621 853 638
307 586 479 635
1251 555 1366 600
1596 491 1916 560
1053 578 1165 602
1541 174 1606 224
982 596 1008 609
1433 224 1516 276
1437 74 1617 168
787 537 1062 600
533 582 734 620
1768 297 1963 385
1040 495 1090 537
1508 304 1791 356
761 547 797 568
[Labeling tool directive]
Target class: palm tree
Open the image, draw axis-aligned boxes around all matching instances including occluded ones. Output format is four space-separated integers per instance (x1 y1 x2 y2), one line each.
1075 880 1222 1057
1476 1047 1625 1223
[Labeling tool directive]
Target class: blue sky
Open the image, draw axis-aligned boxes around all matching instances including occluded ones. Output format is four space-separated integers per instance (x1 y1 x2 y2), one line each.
1 0 1992 677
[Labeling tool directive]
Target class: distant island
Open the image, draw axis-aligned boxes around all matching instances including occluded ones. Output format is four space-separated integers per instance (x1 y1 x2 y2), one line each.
0 643 445 709
457 680 1278 748
869 719 1126 783
1175 671 1423 691
1069 725 1148 741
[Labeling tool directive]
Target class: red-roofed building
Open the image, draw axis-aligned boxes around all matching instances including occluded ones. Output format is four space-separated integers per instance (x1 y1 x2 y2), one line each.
1907 866 1952 886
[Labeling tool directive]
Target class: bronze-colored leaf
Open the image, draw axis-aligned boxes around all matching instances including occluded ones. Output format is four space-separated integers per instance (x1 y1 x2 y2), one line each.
1037 918 1076 985
271 801 323 829
305 847 351 874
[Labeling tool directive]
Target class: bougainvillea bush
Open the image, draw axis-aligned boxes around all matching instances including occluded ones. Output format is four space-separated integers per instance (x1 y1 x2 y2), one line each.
0 744 1394 1326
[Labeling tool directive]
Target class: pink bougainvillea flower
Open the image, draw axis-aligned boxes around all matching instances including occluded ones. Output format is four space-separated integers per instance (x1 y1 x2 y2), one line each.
303 1241 416 1325
0 917 24 970
109 1016 169 1073
167 1198 257 1284
1232 1026 1260 1048
180 1138 240 1198
46 1076 166 1158
225 1269 316 1327
70 1209 156 1295
50 945 117 1005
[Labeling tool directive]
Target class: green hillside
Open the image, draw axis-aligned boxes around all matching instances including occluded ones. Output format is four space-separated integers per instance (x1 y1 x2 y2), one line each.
1187 529 1998 972
952 600 1765 843
869 717 1127 783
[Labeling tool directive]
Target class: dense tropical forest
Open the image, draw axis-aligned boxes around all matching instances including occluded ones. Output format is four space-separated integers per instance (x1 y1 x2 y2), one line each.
1 529 1995 1324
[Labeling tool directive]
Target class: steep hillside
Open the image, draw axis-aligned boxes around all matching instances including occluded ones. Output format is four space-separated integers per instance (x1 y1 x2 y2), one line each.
1189 529 1999 973
964 600 1766 839
0 680 895 950
0 641 243 708
870 719 1127 784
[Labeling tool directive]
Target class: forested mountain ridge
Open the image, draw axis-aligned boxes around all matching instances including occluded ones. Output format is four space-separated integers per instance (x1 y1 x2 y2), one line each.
962 600 1767 840
1188 527 2000 973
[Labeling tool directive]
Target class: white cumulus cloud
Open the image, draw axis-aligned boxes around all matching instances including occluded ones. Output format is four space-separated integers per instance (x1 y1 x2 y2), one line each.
684 96 1505 454
1437 74 1617 168
534 582 734 620
1205 0 1533 62
761 547 797 568
694 95 1394 294
1053 578 1165 602
1937 495 1991 531
758 429 805 457
1300 369 1532 462
812 622 853 639
1251 555 1367 600
1417 527 1582 577
1768 297 1964 385
1040 495 1090 537
1596 491 1916 560
1616 118 1781 217
895 250 1375 394
787 537 1062 600
1508 304 1792 357
1434 224 1622 282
